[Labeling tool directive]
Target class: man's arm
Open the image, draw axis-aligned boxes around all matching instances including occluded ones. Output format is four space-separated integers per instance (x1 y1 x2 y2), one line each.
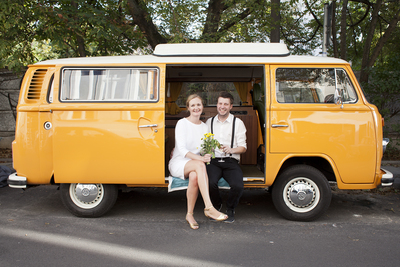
221 145 246 155
234 118 247 154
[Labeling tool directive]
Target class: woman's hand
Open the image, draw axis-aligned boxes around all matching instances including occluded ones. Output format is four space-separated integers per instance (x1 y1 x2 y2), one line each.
203 154 211 163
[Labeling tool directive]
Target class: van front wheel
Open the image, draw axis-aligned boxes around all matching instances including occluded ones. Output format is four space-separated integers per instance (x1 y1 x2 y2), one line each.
60 183 118 217
271 165 331 221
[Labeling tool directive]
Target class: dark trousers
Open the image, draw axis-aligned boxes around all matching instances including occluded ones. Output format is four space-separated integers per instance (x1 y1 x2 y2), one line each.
206 158 244 211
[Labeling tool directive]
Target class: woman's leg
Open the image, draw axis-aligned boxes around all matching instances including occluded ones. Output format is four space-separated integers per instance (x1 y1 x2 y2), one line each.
186 171 199 227
184 160 227 220
187 171 199 213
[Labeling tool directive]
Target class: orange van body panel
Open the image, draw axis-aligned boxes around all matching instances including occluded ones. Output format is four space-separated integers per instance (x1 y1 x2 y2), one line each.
13 64 166 185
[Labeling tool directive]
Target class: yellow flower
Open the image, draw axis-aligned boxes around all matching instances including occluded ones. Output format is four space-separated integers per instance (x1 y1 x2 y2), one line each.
200 132 221 165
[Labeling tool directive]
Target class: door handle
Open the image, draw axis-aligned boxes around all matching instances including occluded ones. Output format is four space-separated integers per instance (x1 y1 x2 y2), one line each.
139 124 158 128
271 124 289 128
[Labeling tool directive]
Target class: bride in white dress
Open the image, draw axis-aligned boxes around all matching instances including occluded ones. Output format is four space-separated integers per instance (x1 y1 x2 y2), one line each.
169 94 228 229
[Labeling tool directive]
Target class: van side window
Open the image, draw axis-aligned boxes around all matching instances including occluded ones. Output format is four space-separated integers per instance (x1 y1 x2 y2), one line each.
335 69 357 103
275 68 357 104
60 68 159 102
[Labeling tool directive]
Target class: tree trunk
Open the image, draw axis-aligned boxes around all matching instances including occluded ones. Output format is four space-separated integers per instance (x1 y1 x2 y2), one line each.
201 0 227 42
332 1 338 58
270 0 280 43
359 0 382 83
340 0 348 60
76 37 86 57
125 0 167 49
71 1 86 57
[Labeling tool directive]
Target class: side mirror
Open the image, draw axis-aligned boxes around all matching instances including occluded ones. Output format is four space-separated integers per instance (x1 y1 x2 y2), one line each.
334 88 343 109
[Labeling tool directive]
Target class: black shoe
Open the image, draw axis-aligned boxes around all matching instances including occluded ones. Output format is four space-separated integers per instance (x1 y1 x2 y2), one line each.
224 210 235 223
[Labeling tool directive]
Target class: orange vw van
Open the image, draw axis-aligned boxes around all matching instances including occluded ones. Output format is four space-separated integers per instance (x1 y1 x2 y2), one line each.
8 43 393 221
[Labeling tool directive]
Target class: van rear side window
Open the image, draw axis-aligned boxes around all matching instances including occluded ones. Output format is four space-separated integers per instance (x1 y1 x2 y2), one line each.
60 68 159 102
275 68 357 104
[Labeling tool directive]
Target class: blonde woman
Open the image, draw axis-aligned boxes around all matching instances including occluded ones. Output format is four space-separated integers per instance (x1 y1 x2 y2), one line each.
169 94 228 229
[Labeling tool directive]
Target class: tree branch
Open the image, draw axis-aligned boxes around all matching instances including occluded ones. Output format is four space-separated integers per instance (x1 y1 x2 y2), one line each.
347 2 370 27
281 24 320 45
217 8 252 35
304 0 322 27
368 5 400 68
125 0 167 49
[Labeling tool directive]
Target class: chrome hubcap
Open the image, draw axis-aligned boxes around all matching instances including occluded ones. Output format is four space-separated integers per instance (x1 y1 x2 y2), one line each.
283 178 320 213
70 183 104 209
76 184 99 202
288 181 315 207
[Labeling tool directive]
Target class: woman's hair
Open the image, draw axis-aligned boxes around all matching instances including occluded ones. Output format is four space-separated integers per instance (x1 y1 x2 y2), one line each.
186 94 203 108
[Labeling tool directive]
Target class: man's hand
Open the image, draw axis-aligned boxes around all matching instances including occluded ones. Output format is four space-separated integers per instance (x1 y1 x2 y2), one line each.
220 145 246 155
220 145 233 155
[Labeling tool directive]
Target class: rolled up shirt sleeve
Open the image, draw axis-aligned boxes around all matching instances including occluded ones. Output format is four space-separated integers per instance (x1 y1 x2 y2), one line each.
236 119 247 150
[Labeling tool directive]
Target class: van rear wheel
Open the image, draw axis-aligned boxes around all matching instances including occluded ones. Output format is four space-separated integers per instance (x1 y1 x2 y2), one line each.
271 165 332 221
60 183 118 217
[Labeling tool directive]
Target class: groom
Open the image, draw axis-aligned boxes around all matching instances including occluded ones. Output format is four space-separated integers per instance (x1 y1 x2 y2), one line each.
206 92 247 223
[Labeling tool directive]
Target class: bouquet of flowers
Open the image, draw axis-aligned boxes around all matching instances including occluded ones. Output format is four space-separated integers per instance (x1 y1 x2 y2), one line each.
200 133 221 164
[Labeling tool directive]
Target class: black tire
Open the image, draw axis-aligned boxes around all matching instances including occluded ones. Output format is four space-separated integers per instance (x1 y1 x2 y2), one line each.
60 183 118 217
271 165 332 221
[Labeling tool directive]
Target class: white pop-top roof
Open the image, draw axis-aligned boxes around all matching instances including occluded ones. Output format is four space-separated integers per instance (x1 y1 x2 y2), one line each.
153 42 290 57
35 43 349 66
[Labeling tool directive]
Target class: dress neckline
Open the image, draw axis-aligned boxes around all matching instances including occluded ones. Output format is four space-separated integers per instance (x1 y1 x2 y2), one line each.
184 117 202 125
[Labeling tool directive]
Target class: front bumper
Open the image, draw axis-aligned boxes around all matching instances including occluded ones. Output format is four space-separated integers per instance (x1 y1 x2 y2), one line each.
381 168 393 186
8 173 27 189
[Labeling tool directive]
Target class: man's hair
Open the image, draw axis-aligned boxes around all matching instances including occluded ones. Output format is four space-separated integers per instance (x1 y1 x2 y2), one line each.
218 92 234 105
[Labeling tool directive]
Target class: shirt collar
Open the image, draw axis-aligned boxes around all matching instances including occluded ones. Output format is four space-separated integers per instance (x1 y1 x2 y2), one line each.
216 113 233 123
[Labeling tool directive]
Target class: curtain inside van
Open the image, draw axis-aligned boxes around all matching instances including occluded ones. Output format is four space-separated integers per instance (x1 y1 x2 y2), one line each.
166 82 183 115
234 82 248 105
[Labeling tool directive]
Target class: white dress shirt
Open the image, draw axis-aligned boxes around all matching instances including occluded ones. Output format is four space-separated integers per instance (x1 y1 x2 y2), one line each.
206 113 247 161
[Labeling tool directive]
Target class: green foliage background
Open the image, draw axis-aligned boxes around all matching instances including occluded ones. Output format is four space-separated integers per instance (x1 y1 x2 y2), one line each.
1 0 399 154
